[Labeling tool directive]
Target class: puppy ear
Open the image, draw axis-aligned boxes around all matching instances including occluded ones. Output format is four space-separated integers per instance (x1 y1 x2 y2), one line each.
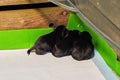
49 23 55 28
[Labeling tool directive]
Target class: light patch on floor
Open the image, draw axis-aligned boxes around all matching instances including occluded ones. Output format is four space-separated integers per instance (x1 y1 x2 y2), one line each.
0 49 106 80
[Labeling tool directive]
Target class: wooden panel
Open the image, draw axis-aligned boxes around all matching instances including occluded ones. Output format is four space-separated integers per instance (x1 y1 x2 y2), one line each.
0 7 70 30
0 0 48 6
90 0 120 29
0 0 70 30
76 1 120 45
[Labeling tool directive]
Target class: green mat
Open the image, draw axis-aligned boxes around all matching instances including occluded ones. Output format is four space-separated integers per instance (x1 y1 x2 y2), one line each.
0 13 120 76
0 28 53 49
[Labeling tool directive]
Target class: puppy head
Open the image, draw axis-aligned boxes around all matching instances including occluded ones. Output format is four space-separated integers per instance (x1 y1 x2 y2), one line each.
71 32 94 61
53 25 68 38
51 35 73 57
71 43 94 61
51 30 80 57
51 44 69 57
49 23 68 38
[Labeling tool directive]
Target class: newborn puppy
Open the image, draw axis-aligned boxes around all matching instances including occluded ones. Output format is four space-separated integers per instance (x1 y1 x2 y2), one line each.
71 31 94 61
27 24 68 55
51 30 80 57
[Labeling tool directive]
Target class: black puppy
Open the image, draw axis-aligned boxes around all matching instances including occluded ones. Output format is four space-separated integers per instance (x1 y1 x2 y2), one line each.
27 24 68 55
51 30 80 57
71 31 94 61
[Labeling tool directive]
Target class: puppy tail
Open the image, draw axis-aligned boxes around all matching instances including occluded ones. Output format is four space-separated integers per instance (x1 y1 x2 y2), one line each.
27 47 35 56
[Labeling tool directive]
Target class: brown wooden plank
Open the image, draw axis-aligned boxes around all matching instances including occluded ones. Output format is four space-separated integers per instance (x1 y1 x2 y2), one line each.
0 0 70 30
0 0 48 6
0 7 70 30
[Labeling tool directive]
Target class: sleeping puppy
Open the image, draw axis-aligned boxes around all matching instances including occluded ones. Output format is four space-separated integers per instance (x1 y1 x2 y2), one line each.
51 30 80 57
71 31 94 61
27 24 68 55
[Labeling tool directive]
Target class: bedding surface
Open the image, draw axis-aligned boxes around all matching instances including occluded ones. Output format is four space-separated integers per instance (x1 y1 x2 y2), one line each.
0 49 105 80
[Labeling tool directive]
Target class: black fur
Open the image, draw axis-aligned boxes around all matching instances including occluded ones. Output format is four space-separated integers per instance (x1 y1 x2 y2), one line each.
27 25 68 55
51 30 80 57
71 31 94 61
27 24 94 61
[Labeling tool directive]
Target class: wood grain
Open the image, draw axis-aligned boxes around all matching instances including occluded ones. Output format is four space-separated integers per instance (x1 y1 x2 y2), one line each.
0 0 70 30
